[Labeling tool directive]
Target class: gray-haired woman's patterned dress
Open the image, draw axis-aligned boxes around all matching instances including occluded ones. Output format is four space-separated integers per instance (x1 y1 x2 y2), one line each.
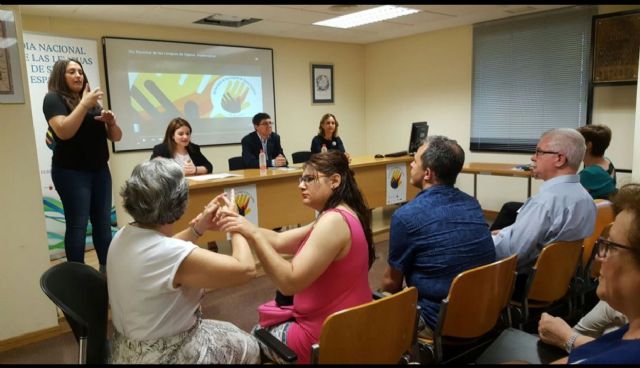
109 312 260 364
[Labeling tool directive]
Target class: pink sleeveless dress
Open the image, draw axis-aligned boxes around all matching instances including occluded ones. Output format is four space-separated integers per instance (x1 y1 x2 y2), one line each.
285 208 372 363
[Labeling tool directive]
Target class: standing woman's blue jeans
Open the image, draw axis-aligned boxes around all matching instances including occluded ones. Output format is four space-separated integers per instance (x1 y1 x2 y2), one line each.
51 165 113 267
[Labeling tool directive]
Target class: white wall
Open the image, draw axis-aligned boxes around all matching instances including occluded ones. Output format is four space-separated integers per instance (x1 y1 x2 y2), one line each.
21 15 367 226
0 5 58 341
365 6 639 211
1 4 637 341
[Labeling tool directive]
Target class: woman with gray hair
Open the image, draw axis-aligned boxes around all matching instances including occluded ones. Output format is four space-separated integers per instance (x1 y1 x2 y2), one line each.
107 157 260 364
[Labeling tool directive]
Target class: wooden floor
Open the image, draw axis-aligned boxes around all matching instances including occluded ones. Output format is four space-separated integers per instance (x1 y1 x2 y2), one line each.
0 239 392 364
0 205 500 363
0 205 399 359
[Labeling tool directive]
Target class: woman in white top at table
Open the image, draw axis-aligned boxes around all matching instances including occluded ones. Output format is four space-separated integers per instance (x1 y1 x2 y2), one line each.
151 117 213 176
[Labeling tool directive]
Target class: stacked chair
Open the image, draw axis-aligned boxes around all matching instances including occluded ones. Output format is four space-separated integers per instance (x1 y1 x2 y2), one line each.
255 287 419 364
417 254 518 364
574 199 615 315
509 240 584 329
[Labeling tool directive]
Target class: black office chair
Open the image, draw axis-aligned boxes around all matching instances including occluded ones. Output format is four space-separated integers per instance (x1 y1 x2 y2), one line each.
228 156 245 171
291 151 312 164
40 262 109 364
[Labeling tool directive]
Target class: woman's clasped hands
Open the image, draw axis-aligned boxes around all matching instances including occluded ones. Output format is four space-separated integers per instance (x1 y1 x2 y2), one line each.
188 192 257 236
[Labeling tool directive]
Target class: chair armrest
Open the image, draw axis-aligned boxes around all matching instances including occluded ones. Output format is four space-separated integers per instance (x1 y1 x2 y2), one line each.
254 328 297 363
372 290 386 300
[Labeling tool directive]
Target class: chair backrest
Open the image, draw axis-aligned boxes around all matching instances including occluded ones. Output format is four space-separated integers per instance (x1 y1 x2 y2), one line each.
527 240 583 303
40 262 109 364
582 199 614 269
438 254 518 339
291 151 312 164
314 287 418 364
587 222 613 278
228 156 245 171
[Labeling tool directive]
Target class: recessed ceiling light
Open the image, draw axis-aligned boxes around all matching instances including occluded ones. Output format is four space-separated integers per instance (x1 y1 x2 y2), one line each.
313 5 420 29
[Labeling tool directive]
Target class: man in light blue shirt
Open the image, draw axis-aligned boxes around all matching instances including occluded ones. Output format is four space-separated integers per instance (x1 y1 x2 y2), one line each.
493 129 596 297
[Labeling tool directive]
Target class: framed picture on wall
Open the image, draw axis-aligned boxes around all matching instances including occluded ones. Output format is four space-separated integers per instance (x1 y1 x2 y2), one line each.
311 64 334 103
0 9 24 104
592 9 640 84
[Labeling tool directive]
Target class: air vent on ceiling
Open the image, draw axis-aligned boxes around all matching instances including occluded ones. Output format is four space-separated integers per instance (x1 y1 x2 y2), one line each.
195 13 262 28
504 6 536 15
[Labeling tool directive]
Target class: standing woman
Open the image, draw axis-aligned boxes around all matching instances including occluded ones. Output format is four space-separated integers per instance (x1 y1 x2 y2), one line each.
43 59 122 272
151 117 213 176
310 113 350 160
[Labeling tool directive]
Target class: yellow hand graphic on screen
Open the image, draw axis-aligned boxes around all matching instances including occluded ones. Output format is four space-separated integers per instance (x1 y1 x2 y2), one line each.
221 80 250 113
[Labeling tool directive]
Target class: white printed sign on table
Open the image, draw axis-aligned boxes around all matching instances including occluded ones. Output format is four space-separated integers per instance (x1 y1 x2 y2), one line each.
386 163 407 205
223 184 259 239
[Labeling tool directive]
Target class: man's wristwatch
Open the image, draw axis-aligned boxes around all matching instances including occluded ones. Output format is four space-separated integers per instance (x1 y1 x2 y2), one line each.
565 333 579 353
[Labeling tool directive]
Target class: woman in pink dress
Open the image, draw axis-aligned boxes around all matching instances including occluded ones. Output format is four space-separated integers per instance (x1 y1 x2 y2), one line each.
218 150 375 363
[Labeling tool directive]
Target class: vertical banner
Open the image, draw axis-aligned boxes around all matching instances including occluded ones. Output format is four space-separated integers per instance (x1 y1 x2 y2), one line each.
386 163 407 205
224 184 259 225
24 33 117 260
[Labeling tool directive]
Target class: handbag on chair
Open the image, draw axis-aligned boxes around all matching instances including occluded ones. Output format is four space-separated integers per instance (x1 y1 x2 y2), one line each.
257 299 295 328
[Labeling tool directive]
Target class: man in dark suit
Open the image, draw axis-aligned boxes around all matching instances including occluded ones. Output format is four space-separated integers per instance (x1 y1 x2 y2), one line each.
241 112 288 168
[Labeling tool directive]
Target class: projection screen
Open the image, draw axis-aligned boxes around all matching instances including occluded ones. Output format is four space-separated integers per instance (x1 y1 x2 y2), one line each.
102 37 275 152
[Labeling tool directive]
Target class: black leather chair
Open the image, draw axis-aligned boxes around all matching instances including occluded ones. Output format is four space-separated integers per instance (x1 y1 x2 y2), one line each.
228 156 245 171
291 151 312 164
40 262 109 364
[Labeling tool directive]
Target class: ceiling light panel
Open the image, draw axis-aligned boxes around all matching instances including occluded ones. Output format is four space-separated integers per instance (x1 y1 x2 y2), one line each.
313 5 420 29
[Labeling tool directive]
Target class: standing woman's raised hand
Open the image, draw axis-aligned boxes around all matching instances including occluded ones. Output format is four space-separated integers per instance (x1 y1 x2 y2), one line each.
80 84 103 109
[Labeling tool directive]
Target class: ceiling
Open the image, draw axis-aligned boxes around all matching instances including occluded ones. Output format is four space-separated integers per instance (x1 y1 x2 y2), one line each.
19 4 573 44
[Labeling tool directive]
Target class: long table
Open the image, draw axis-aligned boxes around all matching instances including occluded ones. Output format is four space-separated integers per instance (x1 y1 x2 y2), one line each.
462 162 533 199
176 155 419 246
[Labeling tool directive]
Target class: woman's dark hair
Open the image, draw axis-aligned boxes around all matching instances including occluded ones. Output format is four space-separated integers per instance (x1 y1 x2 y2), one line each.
610 183 640 264
317 113 339 139
162 117 192 157
304 150 375 268
47 58 90 111
576 124 612 157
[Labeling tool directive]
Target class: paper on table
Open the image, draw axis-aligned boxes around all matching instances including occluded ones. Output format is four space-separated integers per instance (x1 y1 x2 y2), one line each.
271 167 299 171
512 164 531 171
188 173 242 181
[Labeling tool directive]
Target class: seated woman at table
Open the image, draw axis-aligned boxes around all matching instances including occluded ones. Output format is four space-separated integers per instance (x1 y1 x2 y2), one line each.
577 124 617 200
217 150 374 364
310 113 350 161
107 158 259 364
549 183 640 364
151 117 213 176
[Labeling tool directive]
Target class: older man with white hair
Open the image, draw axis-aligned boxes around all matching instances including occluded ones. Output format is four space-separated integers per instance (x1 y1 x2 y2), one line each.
493 128 596 298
